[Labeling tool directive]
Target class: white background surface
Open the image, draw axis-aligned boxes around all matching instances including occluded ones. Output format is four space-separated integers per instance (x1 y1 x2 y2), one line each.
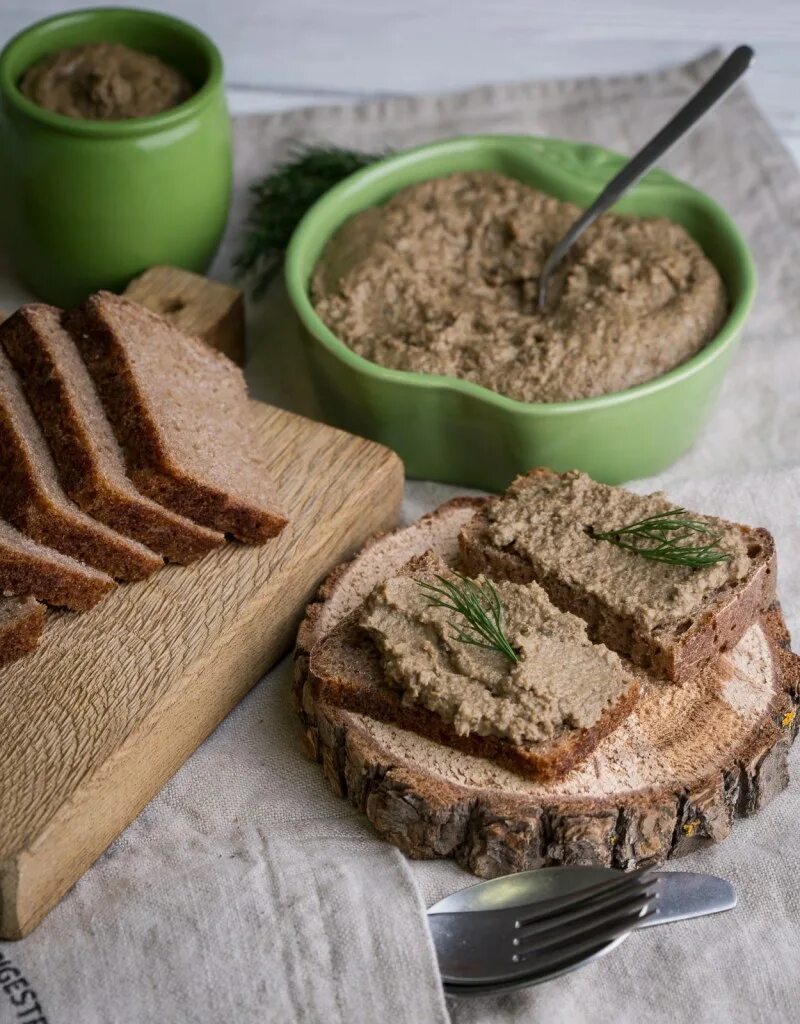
1 1 800 161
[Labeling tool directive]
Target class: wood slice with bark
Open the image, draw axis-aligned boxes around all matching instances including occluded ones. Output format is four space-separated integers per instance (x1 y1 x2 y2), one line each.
294 498 800 877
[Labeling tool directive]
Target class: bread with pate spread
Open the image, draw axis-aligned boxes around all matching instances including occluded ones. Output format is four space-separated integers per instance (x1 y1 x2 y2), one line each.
308 551 640 781
459 468 776 683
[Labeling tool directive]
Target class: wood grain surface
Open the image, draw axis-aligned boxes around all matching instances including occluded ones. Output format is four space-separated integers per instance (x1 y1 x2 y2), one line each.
294 500 800 878
0 278 404 939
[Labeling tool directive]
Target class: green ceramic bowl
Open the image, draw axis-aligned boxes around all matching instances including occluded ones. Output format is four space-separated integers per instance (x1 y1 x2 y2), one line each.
284 135 756 490
0 7 231 305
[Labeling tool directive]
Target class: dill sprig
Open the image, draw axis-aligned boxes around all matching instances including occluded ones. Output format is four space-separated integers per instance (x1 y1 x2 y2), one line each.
416 572 519 664
588 508 731 568
234 144 382 296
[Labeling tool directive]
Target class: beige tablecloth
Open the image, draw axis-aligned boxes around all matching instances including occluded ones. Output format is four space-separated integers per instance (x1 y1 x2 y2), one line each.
1 52 799 1024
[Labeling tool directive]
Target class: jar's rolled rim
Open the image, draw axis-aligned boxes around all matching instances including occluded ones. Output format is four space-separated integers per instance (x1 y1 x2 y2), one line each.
0 7 224 138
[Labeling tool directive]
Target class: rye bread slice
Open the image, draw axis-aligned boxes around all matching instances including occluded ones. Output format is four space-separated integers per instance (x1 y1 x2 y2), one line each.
0 596 45 667
459 468 777 683
0 345 162 582
0 519 114 611
308 551 641 782
64 293 288 544
1 305 225 564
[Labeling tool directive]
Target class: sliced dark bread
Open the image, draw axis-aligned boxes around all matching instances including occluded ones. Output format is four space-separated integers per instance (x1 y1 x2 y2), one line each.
459 468 776 683
0 519 114 611
1 305 224 564
64 293 288 544
0 596 45 667
308 551 640 782
0 345 161 582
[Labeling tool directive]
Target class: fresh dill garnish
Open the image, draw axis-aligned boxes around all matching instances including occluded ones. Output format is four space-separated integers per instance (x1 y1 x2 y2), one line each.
588 508 731 568
234 144 383 295
416 572 519 664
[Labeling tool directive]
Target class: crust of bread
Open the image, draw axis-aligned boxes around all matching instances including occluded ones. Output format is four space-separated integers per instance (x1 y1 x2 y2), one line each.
458 468 777 682
0 518 115 611
0 596 45 666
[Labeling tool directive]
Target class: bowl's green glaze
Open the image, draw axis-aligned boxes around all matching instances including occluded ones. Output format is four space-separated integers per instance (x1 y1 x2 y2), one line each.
284 135 756 490
0 7 231 305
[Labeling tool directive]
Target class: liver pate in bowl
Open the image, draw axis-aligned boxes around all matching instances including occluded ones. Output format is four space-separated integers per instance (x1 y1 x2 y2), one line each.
284 135 756 490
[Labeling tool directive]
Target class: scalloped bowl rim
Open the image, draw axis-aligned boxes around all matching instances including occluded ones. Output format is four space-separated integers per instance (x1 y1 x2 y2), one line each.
284 133 757 416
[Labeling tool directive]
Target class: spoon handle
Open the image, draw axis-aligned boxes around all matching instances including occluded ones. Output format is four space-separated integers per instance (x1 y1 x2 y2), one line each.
538 45 754 310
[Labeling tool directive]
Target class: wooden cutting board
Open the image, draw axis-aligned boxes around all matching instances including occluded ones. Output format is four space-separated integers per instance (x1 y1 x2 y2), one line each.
295 499 800 877
0 269 404 939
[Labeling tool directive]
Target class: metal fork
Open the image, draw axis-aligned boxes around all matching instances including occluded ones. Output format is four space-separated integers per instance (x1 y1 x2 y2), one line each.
428 869 657 988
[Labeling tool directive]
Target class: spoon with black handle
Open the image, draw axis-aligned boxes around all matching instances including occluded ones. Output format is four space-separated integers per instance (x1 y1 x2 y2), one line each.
537 44 754 311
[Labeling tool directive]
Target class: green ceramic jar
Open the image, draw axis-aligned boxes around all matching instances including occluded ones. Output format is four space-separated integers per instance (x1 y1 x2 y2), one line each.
284 135 757 490
0 7 231 305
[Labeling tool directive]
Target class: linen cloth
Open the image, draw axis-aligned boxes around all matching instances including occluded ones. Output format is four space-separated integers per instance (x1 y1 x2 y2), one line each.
1 52 799 1024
